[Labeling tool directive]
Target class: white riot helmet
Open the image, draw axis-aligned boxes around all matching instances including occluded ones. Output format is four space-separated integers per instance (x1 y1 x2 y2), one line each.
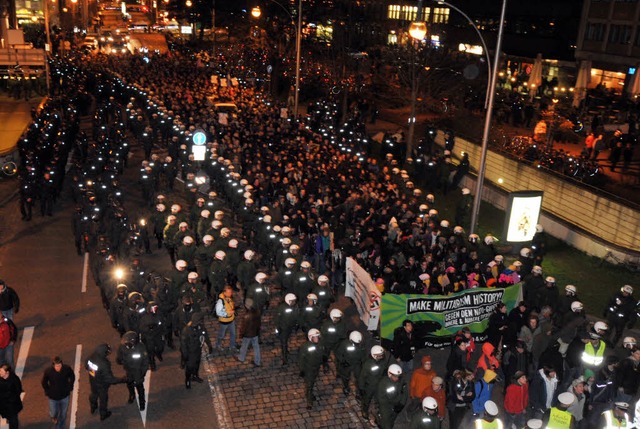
349 331 363 344
623 337 637 349
422 396 438 412
228 239 238 248
545 276 556 284
622 285 634 294
202 235 214 244
371 345 385 359
484 235 496 245
187 272 199 280
220 228 230 238
329 309 343 322
307 328 321 341
212 220 222 229
282 238 292 246
183 236 194 245
285 258 296 268
594 321 608 333
318 275 329 285
175 260 187 270
244 250 255 260
307 293 318 304
284 293 297 306
201 210 210 218
440 220 450 228
214 210 224 220
215 250 226 260
263 215 272 223
301 261 311 269
532 266 543 275
453 226 464 234
171 204 181 213
520 247 531 257
461 187 471 195
570 301 584 312
255 272 268 283
468 234 479 244
388 364 402 377
565 285 577 295
179 222 188 229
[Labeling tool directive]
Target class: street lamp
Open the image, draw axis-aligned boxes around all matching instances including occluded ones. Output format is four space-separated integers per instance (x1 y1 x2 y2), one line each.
469 0 508 234
251 0 302 117
407 21 427 158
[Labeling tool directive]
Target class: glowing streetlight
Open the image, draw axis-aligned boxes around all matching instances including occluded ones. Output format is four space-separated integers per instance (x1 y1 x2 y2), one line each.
406 21 427 157
251 6 261 18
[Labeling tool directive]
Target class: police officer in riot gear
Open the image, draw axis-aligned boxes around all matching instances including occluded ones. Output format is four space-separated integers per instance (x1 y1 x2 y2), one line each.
116 331 149 411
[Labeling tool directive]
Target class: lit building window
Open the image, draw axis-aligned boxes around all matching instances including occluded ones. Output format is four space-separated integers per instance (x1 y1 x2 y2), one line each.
387 5 400 20
401 5 417 22
432 7 449 24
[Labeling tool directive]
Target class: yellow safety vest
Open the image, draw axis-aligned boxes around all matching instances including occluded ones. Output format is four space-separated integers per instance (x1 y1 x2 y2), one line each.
602 410 628 429
546 407 572 429
218 293 235 323
474 418 504 429
581 342 605 366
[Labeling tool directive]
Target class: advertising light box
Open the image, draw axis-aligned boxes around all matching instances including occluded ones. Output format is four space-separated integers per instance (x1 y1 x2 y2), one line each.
503 191 543 242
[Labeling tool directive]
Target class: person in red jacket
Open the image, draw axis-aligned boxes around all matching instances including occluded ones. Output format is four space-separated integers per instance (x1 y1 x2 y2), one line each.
504 371 529 429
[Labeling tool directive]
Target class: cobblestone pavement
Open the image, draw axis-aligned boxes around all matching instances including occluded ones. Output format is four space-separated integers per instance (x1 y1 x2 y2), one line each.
200 285 372 429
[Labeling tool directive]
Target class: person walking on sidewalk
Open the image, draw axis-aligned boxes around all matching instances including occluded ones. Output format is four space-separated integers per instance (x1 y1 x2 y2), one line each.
41 356 75 429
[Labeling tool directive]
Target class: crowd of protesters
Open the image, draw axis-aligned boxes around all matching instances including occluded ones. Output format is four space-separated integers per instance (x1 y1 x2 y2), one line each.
2 39 638 429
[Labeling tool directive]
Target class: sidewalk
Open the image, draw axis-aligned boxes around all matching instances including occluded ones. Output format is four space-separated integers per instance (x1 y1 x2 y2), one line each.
0 93 43 156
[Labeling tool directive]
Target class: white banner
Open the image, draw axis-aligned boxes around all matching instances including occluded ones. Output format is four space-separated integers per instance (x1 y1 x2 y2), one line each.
345 257 381 331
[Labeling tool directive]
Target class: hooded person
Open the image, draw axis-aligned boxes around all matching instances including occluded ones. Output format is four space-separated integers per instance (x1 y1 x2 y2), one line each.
85 344 127 421
410 355 437 399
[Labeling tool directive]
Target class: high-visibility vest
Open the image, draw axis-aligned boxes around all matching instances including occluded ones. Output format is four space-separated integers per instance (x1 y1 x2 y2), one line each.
217 294 235 323
546 407 572 429
582 341 605 366
602 410 628 429
474 418 504 429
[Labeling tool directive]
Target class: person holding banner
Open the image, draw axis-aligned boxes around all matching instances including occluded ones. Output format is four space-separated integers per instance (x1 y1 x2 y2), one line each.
393 320 419 381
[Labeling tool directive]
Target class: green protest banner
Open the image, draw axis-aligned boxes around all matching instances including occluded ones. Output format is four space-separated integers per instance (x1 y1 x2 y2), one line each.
381 284 522 348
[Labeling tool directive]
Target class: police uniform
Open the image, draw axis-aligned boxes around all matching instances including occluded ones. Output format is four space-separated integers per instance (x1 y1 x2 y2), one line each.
298 337 326 409
376 374 408 429
275 301 300 364
116 332 149 410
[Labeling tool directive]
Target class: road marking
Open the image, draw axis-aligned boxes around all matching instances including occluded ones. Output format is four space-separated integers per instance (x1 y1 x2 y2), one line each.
1 327 34 429
81 252 89 293
139 369 151 426
70 344 82 429
15 326 33 379
203 351 232 429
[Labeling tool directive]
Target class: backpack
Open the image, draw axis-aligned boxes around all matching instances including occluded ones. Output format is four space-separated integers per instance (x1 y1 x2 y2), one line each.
0 320 15 349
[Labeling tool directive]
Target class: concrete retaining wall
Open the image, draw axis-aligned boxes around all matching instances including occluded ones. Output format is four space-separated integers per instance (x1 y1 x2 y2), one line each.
437 132 640 260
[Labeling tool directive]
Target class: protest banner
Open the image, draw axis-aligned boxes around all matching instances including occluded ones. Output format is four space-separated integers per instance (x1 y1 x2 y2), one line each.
345 257 381 331
381 285 522 348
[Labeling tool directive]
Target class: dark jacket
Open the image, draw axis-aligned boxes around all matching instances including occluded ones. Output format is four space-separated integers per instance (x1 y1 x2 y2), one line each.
392 327 417 362
239 307 261 338
0 286 19 313
0 371 23 418
41 364 75 400
86 343 121 388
